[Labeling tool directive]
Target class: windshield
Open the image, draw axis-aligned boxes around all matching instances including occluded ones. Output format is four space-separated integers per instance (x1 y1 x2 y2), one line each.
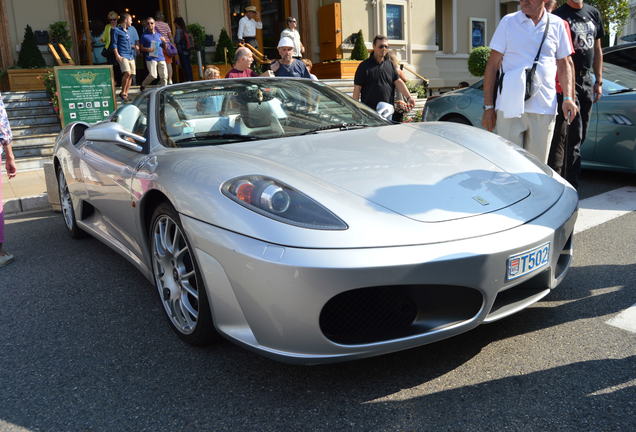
603 63 636 94
157 78 389 147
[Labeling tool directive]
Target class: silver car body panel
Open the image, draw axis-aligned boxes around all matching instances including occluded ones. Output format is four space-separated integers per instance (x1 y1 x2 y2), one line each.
53 84 578 363
182 183 576 363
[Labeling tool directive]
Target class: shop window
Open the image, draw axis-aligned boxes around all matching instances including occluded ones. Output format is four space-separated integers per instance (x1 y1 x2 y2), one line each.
386 3 404 41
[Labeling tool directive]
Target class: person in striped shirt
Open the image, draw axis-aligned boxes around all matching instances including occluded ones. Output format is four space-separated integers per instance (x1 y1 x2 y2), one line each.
154 11 175 84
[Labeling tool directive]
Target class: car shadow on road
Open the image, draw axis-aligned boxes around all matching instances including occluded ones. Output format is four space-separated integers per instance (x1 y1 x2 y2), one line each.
1 212 634 431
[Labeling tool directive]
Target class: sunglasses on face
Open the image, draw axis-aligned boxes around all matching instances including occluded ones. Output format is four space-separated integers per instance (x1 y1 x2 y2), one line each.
378 44 389 49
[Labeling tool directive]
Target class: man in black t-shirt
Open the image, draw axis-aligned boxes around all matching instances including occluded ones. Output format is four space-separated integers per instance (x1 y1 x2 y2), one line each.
552 0 604 189
352 35 414 115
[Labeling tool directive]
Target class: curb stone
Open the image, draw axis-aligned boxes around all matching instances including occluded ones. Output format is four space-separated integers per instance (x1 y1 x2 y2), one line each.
3 193 51 215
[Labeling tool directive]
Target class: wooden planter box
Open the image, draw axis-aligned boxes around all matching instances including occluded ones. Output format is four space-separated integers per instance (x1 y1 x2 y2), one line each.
192 64 233 80
7 68 51 91
312 60 362 80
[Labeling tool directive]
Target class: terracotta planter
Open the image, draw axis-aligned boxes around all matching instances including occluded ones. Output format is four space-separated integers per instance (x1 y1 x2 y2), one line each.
312 60 362 80
7 68 52 91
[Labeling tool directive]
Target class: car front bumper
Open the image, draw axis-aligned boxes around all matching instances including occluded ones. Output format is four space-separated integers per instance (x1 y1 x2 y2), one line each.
181 186 578 364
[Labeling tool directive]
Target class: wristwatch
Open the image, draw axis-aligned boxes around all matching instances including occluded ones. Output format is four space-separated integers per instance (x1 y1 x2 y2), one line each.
483 105 494 111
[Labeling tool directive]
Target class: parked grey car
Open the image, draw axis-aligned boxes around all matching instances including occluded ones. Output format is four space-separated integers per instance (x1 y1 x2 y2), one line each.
423 55 636 173
54 78 577 364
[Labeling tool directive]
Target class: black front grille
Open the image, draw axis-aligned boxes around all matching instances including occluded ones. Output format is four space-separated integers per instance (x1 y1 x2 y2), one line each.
320 285 482 345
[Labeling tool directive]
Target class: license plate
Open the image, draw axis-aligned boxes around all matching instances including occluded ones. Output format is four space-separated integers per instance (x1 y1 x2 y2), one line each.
507 242 551 280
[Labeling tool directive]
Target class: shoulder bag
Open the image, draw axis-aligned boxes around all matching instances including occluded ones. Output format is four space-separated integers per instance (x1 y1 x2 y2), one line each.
494 13 551 103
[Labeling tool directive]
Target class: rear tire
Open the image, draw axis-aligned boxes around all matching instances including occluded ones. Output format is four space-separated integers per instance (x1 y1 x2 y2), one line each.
150 202 218 346
57 169 84 239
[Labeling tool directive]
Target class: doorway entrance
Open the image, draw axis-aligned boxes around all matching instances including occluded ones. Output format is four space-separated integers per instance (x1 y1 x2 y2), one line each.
226 0 311 61
71 0 176 66
228 0 286 60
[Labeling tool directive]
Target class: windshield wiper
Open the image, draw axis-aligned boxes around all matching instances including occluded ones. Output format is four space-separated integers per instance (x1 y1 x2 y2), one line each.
300 123 369 135
174 133 262 145
608 88 635 95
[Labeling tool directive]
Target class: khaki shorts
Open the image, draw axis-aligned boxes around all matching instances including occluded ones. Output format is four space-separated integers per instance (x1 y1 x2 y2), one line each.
118 57 136 75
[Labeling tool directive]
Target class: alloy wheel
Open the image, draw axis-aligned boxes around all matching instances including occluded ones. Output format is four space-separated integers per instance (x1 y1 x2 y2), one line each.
152 215 200 335
58 171 75 230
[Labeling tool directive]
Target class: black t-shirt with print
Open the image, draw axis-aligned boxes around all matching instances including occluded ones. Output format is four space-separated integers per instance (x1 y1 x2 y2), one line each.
354 56 398 110
554 3 604 78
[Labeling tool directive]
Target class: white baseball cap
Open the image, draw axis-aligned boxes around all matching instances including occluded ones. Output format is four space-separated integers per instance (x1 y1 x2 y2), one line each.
278 37 294 48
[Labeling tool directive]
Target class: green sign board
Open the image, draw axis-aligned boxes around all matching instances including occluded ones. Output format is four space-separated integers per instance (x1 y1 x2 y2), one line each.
55 65 117 127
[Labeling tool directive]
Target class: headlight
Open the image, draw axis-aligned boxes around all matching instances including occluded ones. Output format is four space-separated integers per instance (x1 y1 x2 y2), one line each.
222 176 348 230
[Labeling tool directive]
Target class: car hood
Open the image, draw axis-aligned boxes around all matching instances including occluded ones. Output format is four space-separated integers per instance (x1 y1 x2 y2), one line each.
220 124 531 222
152 123 570 248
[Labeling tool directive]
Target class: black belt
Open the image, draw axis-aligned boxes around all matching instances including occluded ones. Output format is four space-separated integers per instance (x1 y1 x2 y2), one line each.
244 36 256 40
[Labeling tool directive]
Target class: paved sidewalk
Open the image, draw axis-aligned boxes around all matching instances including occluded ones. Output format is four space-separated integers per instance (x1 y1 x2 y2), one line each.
2 167 50 215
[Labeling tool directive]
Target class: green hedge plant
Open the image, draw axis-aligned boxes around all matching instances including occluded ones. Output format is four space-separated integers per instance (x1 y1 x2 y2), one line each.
187 23 206 51
350 30 369 60
49 21 72 50
468 46 491 77
214 28 235 64
17 25 46 68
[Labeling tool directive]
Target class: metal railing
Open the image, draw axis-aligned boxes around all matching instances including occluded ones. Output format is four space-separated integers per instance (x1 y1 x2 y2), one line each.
48 43 74 66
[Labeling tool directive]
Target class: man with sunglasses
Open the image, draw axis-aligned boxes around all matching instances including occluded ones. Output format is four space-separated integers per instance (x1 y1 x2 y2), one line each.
352 35 415 115
280 17 304 59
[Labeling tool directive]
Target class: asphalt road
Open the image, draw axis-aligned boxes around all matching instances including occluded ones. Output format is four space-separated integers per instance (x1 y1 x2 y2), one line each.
1 171 635 432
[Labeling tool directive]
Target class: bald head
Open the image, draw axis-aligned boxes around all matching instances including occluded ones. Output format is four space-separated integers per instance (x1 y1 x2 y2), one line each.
234 47 254 71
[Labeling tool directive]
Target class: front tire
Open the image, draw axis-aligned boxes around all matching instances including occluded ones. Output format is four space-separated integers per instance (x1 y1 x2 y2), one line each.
150 203 218 345
57 169 84 238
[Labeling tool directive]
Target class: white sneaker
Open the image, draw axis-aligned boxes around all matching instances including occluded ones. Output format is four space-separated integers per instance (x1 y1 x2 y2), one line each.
0 252 14 267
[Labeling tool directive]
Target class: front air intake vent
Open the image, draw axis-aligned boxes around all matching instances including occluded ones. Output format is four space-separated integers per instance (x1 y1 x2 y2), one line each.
320 285 483 345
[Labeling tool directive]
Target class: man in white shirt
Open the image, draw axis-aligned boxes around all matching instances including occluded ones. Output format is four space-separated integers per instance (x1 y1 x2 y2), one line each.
238 5 263 49
482 0 578 164
280 17 304 59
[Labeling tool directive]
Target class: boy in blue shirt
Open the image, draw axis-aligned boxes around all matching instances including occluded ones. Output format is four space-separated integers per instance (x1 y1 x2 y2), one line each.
140 17 168 91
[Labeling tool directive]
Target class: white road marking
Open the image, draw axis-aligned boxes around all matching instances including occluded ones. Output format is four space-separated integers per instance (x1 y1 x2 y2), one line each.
587 376 636 396
574 186 636 234
606 304 636 334
574 187 636 333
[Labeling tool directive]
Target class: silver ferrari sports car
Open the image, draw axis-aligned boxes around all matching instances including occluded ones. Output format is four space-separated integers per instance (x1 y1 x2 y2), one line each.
53 78 577 364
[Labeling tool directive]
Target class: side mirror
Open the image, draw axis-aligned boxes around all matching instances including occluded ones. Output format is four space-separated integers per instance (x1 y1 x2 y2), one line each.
85 122 146 153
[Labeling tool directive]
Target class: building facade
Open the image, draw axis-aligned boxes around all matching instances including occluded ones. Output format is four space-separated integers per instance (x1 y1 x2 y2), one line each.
617 0 636 44
0 0 522 86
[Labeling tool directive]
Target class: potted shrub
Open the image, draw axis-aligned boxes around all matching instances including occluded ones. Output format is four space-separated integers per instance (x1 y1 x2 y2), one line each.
313 30 368 79
350 30 369 61
468 46 491 77
7 25 51 91
197 28 235 80
49 21 72 51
